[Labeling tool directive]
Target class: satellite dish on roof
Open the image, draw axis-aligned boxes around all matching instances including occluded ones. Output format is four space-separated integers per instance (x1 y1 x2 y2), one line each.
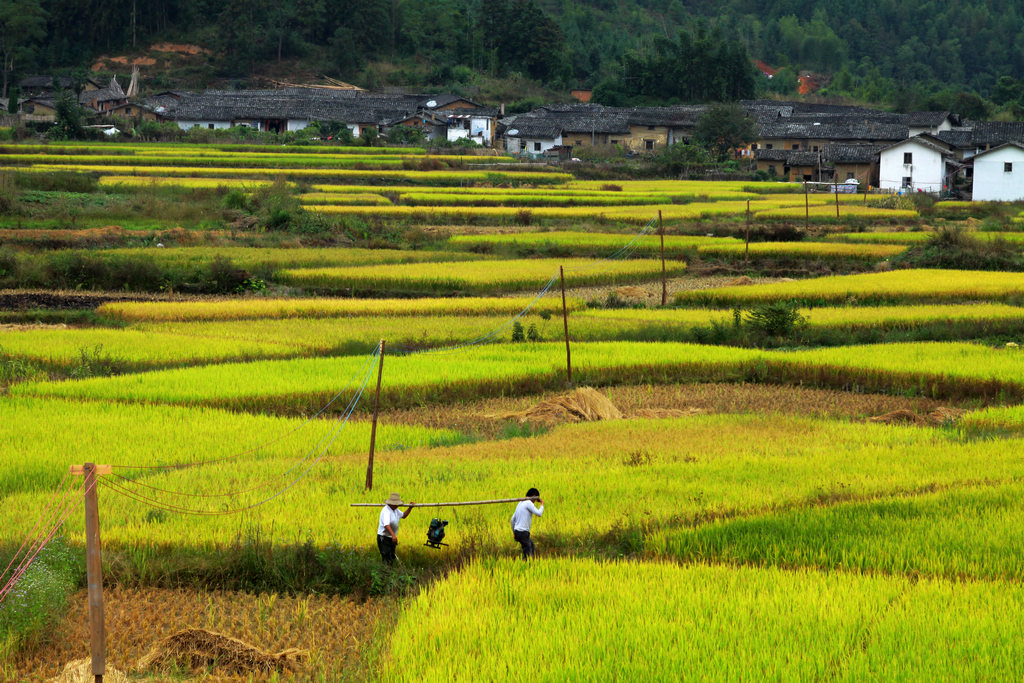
426 99 438 108
508 128 519 136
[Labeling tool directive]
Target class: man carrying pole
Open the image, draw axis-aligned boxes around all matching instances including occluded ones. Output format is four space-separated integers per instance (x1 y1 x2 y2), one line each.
377 492 415 565
511 488 544 560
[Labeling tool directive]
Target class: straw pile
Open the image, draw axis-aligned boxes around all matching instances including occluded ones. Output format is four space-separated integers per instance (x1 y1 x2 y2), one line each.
869 408 966 426
613 285 650 299
724 276 754 286
497 387 623 424
136 628 305 675
48 660 129 683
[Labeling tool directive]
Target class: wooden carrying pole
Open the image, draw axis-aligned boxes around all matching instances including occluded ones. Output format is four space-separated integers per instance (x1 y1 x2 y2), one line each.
351 497 538 508
80 463 109 683
365 340 385 492
560 266 572 387
659 210 667 306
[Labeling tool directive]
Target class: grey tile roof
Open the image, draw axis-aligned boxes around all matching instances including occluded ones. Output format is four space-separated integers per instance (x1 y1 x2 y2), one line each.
754 149 822 165
822 144 882 164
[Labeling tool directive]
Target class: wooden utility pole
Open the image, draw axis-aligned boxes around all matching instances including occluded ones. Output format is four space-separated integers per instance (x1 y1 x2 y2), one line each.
560 266 572 387
834 182 840 218
365 340 385 492
658 210 667 306
804 182 810 230
71 463 111 683
745 199 751 264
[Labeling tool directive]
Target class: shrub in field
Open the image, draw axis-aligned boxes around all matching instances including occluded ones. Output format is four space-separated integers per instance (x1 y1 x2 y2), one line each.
892 226 1024 271
744 302 807 339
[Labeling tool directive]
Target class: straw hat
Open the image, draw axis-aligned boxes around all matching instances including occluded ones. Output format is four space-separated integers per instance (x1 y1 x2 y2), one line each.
384 492 404 506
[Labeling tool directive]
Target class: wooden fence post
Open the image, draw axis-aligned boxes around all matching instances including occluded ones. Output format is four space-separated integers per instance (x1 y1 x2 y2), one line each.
560 266 572 387
659 210 667 306
83 463 105 683
804 182 809 231
834 182 840 218
365 340 385 491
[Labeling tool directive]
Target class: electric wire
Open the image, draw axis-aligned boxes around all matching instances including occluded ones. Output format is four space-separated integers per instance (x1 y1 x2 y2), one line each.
109 344 380 471
0 471 72 591
106 345 381 501
99 346 377 516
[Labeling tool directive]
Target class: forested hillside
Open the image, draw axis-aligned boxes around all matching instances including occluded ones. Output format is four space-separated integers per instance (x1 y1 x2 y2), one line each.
12 0 1024 111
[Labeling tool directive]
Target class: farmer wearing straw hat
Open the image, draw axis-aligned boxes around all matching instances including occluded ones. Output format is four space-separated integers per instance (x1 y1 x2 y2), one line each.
378 492 415 565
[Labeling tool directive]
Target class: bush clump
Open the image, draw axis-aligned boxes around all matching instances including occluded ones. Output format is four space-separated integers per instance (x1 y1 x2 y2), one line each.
893 227 1024 271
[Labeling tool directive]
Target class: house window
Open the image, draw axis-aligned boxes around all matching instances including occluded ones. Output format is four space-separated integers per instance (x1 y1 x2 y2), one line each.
648 125 655 130
902 176 912 188
768 165 776 175
1006 162 1014 172
847 172 855 180
792 144 800 150
766 144 773 150
904 152 913 164
533 142 541 152
610 140 619 145
645 140 654 150
208 123 215 130
751 143 758 150
812 146 819 152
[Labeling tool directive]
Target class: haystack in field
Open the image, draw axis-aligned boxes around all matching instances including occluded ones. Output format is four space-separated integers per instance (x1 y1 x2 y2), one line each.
868 409 929 425
48 659 128 683
724 276 754 286
497 387 623 424
632 407 706 419
136 628 304 675
614 285 650 299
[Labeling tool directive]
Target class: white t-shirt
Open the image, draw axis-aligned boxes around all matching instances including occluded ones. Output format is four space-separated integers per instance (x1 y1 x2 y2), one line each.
511 500 544 532
378 505 405 536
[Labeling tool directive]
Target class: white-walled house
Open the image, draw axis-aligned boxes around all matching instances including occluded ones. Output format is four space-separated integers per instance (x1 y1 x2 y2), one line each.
502 118 563 156
879 136 958 194
446 109 499 145
970 142 1024 201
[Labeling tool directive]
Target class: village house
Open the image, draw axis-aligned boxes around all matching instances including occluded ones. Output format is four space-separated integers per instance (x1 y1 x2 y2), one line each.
20 96 57 122
753 149 824 181
105 101 162 123
79 77 127 113
969 142 1024 201
18 75 100 96
824 144 883 186
879 135 959 193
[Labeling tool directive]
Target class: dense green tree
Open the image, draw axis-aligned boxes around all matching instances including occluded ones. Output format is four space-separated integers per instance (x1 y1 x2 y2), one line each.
693 103 756 161
0 0 46 97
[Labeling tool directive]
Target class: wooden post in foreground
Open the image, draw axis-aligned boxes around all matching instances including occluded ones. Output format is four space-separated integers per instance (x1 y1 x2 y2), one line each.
744 199 751 264
365 340 385 491
834 182 840 218
659 210 667 306
560 266 572 387
73 462 111 683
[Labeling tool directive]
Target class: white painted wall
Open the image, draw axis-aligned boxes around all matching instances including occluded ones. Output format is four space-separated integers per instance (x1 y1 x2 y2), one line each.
879 140 947 193
176 120 231 130
505 135 561 156
287 119 311 132
447 116 493 145
972 147 1024 201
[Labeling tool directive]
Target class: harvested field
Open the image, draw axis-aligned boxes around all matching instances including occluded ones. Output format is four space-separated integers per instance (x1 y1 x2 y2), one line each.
15 586 384 682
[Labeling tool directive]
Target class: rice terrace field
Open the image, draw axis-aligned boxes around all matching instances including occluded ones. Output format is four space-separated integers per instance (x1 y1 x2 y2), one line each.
5 139 1024 681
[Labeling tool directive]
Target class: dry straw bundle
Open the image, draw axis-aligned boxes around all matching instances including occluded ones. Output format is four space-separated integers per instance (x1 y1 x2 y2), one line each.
136 628 305 675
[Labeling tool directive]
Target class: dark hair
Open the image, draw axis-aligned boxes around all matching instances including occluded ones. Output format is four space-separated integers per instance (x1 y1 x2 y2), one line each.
526 488 540 498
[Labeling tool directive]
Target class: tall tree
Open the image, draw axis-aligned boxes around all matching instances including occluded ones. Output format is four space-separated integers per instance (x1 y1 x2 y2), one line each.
0 0 46 97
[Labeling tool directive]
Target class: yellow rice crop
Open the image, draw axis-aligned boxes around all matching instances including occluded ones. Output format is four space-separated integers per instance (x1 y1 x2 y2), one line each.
696 241 905 259
97 296 584 323
677 269 1024 306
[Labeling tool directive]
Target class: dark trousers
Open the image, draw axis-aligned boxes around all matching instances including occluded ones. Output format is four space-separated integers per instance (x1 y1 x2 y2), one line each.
513 529 535 560
377 534 397 565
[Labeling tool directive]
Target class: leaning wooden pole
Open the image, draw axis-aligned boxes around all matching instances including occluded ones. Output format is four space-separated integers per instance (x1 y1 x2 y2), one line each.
365 340 385 492
804 182 810 230
835 182 841 218
351 496 539 508
560 266 572 387
659 210 667 306
83 463 105 683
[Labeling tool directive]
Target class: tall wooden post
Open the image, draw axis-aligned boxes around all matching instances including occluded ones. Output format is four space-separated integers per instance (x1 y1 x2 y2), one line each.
365 340 385 491
744 199 751 264
658 210 667 306
83 463 105 683
834 182 840 218
560 266 572 387
804 182 809 230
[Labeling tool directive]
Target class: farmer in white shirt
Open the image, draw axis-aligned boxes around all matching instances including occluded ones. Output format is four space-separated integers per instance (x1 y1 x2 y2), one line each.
377 492 415 565
511 488 544 560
